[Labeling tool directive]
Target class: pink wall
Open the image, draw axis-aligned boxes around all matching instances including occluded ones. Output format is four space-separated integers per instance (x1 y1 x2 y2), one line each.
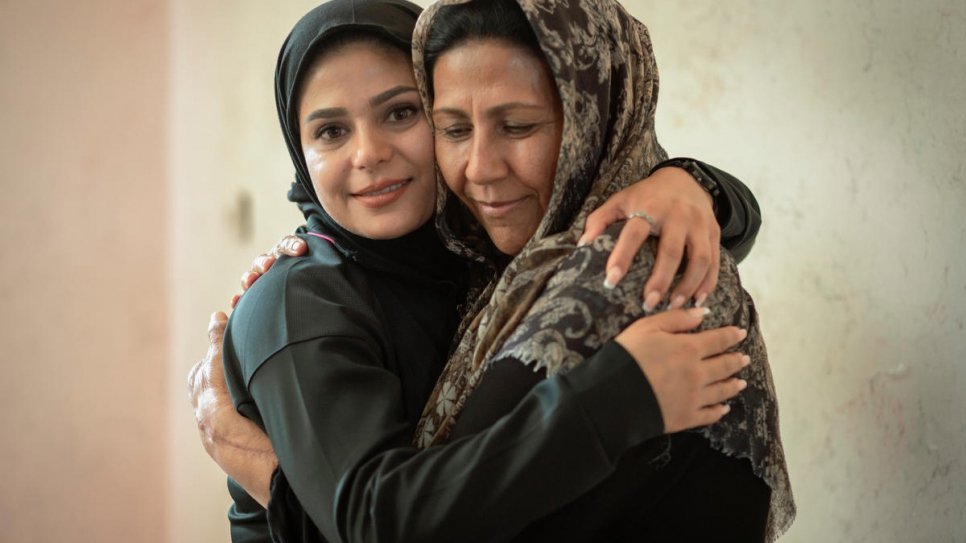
0 1 170 541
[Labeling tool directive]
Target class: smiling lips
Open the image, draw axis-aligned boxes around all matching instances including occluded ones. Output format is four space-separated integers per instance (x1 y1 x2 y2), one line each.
352 178 413 208
474 196 530 219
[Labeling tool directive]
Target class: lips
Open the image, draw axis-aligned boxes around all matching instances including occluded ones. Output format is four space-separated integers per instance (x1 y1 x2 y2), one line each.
474 196 530 219
352 178 413 208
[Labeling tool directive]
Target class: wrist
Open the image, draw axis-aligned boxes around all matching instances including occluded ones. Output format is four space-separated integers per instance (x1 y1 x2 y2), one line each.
650 158 720 212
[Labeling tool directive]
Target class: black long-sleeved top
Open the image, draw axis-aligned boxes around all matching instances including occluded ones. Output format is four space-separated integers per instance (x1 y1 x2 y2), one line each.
223 161 761 543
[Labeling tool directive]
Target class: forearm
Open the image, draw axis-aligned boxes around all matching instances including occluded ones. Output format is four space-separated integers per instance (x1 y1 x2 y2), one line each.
695 160 762 261
199 404 277 507
649 157 761 260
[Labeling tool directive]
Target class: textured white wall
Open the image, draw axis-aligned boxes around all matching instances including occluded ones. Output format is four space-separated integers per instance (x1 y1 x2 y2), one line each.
623 1 966 541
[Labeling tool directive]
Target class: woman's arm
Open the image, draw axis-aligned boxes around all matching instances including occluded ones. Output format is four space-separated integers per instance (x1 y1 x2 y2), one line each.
188 312 277 507
199 258 746 543
246 310 744 543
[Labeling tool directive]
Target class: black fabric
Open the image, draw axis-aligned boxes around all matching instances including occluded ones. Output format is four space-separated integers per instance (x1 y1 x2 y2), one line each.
698 161 762 262
223 231 463 542
511 433 771 543
453 350 770 542
246 334 665 543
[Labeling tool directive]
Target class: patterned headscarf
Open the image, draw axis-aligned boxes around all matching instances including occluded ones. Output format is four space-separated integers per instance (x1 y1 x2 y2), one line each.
412 0 794 539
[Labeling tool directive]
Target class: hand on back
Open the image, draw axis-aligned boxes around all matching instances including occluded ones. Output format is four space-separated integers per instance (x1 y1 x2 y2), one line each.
579 166 720 312
615 307 748 434
231 234 308 308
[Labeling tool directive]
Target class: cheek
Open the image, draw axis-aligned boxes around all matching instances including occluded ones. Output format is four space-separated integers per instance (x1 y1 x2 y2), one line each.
302 147 339 198
434 141 462 193
302 146 324 175
521 141 558 207
409 124 436 176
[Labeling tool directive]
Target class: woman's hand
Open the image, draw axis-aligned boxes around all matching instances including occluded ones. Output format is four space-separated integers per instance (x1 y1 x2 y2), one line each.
231 234 308 309
579 166 720 311
615 307 748 434
187 312 278 507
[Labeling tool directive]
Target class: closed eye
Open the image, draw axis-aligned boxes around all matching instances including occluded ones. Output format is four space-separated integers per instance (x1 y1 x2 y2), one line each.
437 124 472 141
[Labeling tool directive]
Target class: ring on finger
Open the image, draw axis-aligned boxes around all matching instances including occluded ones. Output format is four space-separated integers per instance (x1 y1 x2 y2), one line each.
627 210 659 234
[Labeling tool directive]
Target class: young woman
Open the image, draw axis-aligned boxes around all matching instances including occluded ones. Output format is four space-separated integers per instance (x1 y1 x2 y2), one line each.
189 0 774 541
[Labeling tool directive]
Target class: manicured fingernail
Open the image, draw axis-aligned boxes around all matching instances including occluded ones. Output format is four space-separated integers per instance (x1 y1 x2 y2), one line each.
741 354 751 367
669 295 686 310
738 328 748 340
292 239 303 250
721 404 732 414
577 235 590 247
694 293 708 308
737 379 748 390
643 291 662 312
603 268 621 289
689 306 711 318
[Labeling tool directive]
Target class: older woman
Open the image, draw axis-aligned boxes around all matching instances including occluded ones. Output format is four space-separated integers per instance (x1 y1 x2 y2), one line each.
191 0 785 541
413 0 794 540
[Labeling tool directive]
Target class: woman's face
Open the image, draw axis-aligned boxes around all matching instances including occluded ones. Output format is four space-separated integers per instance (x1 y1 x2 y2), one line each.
297 41 436 239
432 39 563 256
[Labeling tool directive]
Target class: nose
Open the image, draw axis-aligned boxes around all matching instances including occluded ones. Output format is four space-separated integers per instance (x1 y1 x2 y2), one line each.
351 125 392 170
464 129 508 186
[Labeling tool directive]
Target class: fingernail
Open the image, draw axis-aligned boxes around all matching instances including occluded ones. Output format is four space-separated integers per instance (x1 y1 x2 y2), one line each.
669 295 686 310
689 306 711 318
643 291 662 312
741 354 751 367
737 379 748 390
291 239 303 250
603 268 621 289
721 404 731 414
738 328 748 340
694 293 708 308
577 235 590 247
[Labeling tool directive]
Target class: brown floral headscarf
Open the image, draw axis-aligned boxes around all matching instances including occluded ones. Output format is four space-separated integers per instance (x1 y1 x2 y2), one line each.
411 0 794 539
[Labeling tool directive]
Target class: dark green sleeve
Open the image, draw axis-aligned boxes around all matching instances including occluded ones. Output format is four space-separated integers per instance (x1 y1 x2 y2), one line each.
226 477 270 543
250 336 663 543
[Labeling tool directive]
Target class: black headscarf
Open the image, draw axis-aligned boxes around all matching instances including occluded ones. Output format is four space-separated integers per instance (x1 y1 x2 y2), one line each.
275 0 457 283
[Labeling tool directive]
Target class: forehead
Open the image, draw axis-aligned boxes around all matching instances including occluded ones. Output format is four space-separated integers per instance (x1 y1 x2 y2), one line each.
432 39 558 112
299 40 414 98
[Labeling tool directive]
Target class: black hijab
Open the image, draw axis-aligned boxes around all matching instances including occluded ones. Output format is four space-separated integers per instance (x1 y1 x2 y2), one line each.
275 0 458 284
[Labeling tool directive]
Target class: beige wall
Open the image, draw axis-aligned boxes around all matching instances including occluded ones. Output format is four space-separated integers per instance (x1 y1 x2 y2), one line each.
0 0 170 541
1 0 963 541
635 2 966 540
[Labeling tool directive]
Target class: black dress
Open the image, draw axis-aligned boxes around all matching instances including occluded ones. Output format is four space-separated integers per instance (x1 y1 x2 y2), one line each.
222 221 667 543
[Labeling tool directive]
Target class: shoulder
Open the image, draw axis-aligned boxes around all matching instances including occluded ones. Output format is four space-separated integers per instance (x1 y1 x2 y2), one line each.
223 234 384 386
493 224 748 372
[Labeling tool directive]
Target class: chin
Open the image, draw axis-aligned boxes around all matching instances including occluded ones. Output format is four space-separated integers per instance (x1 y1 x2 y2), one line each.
363 215 428 240
491 237 527 256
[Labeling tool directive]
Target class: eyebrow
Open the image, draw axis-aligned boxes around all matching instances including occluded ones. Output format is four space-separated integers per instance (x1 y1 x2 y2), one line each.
303 86 419 124
432 102 545 118
369 85 418 107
